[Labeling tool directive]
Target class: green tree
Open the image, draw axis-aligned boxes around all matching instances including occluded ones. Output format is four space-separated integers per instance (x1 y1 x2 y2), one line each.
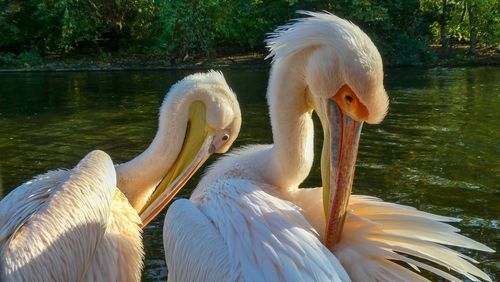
331 0 434 65
1 0 498 66
157 0 219 57
466 0 500 51
85 0 159 51
422 0 499 52
156 0 302 58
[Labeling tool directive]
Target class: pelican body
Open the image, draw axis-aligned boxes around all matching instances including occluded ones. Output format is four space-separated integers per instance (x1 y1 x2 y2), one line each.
0 71 241 281
163 12 493 282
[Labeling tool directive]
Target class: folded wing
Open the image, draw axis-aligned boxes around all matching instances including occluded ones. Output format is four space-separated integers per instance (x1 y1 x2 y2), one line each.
0 150 116 281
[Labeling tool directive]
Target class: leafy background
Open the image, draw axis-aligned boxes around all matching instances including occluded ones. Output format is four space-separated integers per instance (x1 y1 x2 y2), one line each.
0 0 498 66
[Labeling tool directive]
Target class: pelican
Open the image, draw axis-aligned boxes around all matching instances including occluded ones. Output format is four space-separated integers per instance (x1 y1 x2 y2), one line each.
163 12 493 281
0 71 241 281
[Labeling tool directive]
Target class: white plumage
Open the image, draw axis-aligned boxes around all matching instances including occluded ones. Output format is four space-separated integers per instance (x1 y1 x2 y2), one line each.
163 12 493 282
165 146 349 282
287 187 494 282
0 150 143 281
0 71 241 281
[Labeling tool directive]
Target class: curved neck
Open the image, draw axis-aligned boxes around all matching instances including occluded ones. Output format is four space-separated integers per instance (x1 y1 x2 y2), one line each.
116 95 191 212
263 53 315 189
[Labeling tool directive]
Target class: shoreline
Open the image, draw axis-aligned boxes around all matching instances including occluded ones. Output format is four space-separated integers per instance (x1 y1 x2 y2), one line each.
0 53 270 73
0 51 499 72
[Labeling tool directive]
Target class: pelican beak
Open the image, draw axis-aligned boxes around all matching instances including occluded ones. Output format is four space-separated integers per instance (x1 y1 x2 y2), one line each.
320 98 363 250
139 102 215 228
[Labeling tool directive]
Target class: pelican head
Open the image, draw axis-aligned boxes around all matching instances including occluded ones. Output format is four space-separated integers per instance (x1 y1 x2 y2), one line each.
267 12 389 248
132 71 241 227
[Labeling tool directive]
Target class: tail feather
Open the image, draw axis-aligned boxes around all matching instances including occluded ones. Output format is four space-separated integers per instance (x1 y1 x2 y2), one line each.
368 216 492 252
367 214 461 232
377 259 430 282
335 236 430 282
374 236 490 281
349 195 459 222
374 234 480 263
387 249 466 281
334 195 493 282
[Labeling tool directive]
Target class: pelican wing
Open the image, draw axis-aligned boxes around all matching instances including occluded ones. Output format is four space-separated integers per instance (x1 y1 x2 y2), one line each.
183 178 349 282
0 150 116 281
163 199 232 281
334 195 494 282
83 188 143 282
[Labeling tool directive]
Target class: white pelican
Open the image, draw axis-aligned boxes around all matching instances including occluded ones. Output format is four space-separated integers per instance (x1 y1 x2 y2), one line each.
163 12 493 281
0 71 241 281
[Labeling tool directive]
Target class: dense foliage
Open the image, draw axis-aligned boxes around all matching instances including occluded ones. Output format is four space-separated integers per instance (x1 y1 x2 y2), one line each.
0 0 498 66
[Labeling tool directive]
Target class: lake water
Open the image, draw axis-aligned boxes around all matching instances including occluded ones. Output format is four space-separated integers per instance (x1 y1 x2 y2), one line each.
0 67 498 281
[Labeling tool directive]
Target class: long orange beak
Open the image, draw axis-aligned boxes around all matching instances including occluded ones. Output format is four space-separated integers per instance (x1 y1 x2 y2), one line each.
321 98 363 250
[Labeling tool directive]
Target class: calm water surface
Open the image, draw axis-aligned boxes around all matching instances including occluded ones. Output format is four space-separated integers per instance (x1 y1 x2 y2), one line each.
0 67 498 280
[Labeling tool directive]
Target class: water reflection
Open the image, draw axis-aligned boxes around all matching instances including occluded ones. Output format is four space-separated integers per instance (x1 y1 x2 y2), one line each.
0 168 3 198
0 67 498 281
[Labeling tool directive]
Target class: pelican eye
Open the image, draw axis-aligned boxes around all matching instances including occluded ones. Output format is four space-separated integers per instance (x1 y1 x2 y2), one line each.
344 95 353 103
222 134 230 141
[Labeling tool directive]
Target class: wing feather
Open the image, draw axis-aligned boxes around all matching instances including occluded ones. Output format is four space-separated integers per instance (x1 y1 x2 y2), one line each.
163 199 234 282
334 195 493 282
196 178 350 282
0 150 116 281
